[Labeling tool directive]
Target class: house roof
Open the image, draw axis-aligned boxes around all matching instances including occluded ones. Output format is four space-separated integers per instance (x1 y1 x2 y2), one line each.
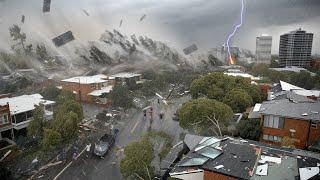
171 136 320 180
248 104 262 119
292 89 320 98
259 99 320 121
279 81 304 91
110 72 141 79
88 85 113 97
0 94 55 115
61 74 108 84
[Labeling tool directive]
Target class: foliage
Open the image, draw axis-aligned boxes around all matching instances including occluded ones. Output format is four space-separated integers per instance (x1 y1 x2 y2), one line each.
27 105 45 138
56 90 76 105
178 98 233 135
36 44 49 61
109 84 134 109
9 24 33 54
190 72 262 105
41 128 62 150
9 25 26 50
143 130 173 160
0 162 12 180
223 89 253 113
120 140 154 179
41 85 61 101
281 136 295 148
236 119 261 141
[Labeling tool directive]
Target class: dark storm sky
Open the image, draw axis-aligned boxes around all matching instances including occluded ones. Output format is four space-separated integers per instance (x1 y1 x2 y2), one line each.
0 0 319 54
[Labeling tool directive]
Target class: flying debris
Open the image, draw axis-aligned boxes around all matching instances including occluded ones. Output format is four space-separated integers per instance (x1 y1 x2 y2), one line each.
119 19 123 28
139 14 146 22
82 9 89 16
52 31 75 47
43 0 51 13
183 44 198 55
21 15 25 23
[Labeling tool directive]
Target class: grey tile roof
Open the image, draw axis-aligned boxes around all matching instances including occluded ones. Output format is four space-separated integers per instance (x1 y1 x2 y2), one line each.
259 99 320 121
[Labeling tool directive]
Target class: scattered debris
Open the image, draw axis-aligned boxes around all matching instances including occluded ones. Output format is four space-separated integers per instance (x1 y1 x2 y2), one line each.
119 19 123 27
299 167 320 180
214 165 224 169
82 9 89 16
183 44 198 55
0 150 12 162
259 155 281 164
21 15 25 23
139 14 146 22
52 31 75 47
43 0 51 13
255 164 268 176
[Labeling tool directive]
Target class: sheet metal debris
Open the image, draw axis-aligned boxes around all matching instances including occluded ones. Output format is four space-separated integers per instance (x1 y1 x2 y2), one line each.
255 164 268 176
82 9 89 16
119 19 123 27
183 44 198 55
21 15 25 23
139 14 146 22
299 167 320 180
43 0 51 13
52 31 75 47
259 155 281 164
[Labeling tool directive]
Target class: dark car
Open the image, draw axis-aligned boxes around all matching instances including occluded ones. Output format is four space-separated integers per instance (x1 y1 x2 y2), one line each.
93 134 115 157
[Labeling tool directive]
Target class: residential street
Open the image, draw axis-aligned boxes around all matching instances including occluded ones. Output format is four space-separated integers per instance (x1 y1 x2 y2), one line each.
55 95 190 180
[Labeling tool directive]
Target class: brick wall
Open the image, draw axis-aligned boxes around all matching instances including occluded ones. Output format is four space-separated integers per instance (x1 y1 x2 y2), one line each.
261 116 312 149
61 82 97 103
204 170 236 180
0 104 12 128
308 122 320 146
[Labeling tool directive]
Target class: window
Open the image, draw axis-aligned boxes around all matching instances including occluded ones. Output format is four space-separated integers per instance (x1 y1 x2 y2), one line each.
263 115 285 129
263 134 282 142
311 122 317 129
0 114 9 125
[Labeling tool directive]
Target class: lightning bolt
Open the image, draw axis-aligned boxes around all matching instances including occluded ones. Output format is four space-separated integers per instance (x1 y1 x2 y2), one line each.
226 0 244 65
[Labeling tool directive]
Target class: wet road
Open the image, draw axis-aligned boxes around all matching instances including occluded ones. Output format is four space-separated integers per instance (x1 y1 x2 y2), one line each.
57 96 190 180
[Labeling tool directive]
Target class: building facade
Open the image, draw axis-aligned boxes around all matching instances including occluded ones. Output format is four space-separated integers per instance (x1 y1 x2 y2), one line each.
0 94 55 138
60 74 114 105
0 103 13 140
279 29 313 68
255 34 272 64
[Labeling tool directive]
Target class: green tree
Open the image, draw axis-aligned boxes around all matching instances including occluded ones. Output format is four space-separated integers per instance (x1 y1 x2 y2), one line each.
42 128 62 150
120 140 154 179
223 89 253 113
9 25 26 51
59 112 79 142
250 63 270 77
178 98 233 136
56 90 76 104
27 105 45 138
236 119 261 141
289 71 314 89
36 44 49 61
41 85 61 101
109 84 133 109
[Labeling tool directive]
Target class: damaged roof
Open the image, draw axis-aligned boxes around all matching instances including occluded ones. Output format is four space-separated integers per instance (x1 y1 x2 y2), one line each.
61 74 108 84
259 99 320 121
170 136 320 180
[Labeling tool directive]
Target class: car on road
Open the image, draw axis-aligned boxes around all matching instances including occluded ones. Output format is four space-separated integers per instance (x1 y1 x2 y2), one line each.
93 134 115 157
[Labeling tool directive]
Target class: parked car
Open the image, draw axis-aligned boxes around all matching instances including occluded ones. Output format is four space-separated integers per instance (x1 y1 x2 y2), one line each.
93 134 115 157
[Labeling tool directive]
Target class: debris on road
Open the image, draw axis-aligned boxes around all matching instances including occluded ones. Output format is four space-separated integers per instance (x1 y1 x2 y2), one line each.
0 150 12 162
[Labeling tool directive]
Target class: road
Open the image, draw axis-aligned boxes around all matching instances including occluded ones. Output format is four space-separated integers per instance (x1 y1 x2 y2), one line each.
56 95 190 180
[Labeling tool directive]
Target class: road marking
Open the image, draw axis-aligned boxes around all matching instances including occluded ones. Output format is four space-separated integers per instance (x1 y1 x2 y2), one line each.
130 121 140 133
